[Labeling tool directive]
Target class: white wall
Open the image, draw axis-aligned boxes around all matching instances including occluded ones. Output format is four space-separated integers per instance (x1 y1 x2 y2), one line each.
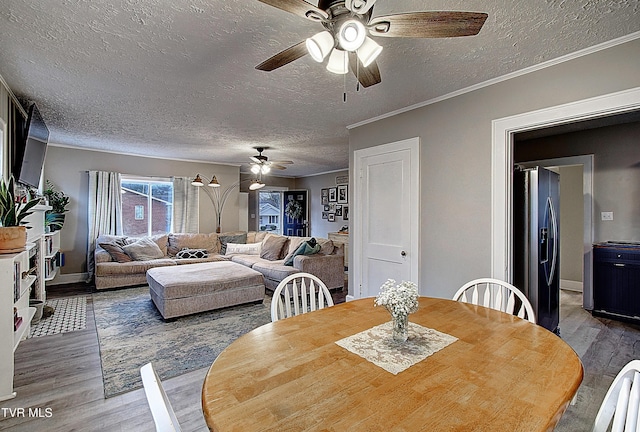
348 38 640 299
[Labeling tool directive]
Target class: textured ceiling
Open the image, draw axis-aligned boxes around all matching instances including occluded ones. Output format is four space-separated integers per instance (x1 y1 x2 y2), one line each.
1 0 639 177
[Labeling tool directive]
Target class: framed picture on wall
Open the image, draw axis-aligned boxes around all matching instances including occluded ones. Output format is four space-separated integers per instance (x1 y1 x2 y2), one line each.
324 204 330 211
335 205 342 217
328 187 337 202
343 206 349 220
328 213 335 222
322 212 329 219
321 188 328 197
337 185 348 204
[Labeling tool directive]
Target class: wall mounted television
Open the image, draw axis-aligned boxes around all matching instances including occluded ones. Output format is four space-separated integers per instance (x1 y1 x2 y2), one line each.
13 103 49 189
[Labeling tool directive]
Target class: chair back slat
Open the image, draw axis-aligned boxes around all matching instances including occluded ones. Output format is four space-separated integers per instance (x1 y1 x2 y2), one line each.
626 372 640 431
271 273 335 322
452 278 536 324
593 360 640 432
613 377 632 432
140 363 182 432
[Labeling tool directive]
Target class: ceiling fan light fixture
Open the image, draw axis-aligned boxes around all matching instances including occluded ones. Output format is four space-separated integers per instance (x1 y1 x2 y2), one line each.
357 37 383 67
251 164 261 174
249 179 265 191
326 48 349 74
261 165 271 174
338 19 366 52
306 31 334 62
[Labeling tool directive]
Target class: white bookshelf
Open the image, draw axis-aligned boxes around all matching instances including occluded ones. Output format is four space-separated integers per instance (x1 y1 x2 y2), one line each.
0 250 36 401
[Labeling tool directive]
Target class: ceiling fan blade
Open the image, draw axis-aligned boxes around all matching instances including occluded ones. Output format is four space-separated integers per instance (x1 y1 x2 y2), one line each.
369 11 488 38
257 0 328 21
250 157 262 164
268 160 293 165
255 41 308 71
271 164 288 170
348 52 381 88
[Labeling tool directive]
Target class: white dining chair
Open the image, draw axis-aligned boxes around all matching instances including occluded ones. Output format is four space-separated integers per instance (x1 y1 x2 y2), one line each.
140 362 182 432
592 360 640 432
452 278 536 323
271 272 334 322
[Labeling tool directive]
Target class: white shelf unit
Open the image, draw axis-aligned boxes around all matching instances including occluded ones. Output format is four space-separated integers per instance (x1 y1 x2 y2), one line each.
0 249 37 401
43 231 60 282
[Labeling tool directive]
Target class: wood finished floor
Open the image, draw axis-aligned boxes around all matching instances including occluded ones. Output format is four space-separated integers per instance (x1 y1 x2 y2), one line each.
0 286 638 431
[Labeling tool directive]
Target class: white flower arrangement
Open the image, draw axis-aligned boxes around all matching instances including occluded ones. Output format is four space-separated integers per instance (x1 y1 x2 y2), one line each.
374 279 419 318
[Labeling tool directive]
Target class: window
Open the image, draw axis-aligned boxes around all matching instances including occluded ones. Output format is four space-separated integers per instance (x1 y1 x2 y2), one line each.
258 190 285 234
121 178 173 237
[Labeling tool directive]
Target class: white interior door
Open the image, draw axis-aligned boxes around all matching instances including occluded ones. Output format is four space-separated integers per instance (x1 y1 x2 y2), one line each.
352 137 420 299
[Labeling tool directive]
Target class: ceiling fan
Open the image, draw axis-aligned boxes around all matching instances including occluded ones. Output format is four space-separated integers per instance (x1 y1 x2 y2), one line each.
255 0 488 88
250 147 293 174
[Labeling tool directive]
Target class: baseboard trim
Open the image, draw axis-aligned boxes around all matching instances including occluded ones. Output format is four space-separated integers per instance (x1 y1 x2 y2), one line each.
561 279 583 292
46 272 90 286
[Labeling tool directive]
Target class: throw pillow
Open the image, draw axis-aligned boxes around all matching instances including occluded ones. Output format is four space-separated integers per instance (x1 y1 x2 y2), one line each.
122 237 165 261
284 238 321 266
176 248 208 259
99 242 133 263
225 242 262 256
219 233 247 254
260 234 288 261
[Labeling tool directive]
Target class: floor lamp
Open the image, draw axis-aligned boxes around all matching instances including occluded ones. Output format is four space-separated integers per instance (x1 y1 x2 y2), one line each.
191 174 265 233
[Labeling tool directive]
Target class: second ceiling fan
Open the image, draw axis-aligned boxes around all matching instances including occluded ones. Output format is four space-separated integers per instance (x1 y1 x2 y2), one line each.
255 0 488 88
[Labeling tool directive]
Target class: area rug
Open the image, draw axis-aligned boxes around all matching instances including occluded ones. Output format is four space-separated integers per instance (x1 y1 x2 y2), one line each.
93 286 271 398
28 296 87 338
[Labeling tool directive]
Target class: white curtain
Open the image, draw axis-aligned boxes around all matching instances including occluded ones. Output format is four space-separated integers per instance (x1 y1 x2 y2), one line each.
87 171 123 280
172 176 199 233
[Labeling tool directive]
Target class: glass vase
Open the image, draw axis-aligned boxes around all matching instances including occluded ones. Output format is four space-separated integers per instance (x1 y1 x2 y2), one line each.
392 313 409 342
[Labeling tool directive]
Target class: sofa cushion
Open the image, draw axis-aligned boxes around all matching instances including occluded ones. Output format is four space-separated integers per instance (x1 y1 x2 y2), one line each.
283 239 321 266
246 231 269 244
286 236 334 256
176 248 208 259
225 242 261 256
122 237 165 261
167 233 219 256
99 242 133 263
230 255 265 267
219 232 247 254
252 260 299 282
95 259 177 276
175 254 228 265
260 234 288 260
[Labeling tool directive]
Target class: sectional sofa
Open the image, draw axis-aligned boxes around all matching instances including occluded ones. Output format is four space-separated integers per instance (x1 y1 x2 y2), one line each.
94 231 345 291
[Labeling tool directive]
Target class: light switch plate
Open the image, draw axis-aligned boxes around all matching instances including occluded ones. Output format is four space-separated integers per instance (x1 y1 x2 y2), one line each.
601 211 614 221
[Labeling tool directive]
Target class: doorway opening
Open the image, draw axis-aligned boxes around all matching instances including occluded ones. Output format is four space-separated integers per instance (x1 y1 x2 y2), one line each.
491 87 640 310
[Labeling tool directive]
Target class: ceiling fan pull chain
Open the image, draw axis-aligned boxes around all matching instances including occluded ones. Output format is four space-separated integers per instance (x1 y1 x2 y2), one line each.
356 56 360 92
343 54 348 102
343 72 347 103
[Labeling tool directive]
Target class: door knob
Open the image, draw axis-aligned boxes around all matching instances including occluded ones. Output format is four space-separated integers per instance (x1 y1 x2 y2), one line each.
401 251 407 257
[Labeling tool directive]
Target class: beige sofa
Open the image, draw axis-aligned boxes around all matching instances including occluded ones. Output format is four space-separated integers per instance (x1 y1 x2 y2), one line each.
94 231 344 291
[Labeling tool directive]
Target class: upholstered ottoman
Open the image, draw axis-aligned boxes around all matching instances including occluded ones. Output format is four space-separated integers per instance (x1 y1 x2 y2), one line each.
146 261 265 319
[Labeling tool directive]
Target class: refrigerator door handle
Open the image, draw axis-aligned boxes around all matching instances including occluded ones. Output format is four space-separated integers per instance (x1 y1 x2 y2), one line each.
548 197 559 286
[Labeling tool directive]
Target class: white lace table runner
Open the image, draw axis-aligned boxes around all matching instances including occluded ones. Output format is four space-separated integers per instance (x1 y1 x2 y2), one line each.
335 321 458 375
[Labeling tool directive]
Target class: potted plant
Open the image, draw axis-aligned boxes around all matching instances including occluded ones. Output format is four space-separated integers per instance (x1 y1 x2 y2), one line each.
0 176 40 252
43 180 69 232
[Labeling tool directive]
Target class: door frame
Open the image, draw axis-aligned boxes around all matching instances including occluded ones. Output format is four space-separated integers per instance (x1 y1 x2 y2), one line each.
351 137 420 300
491 87 640 302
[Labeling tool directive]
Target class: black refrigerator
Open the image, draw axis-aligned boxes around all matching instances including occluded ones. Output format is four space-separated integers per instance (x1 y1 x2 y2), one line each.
513 166 560 333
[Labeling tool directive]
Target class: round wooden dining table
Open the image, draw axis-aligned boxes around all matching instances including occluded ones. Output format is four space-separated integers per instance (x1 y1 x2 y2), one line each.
201 297 583 432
